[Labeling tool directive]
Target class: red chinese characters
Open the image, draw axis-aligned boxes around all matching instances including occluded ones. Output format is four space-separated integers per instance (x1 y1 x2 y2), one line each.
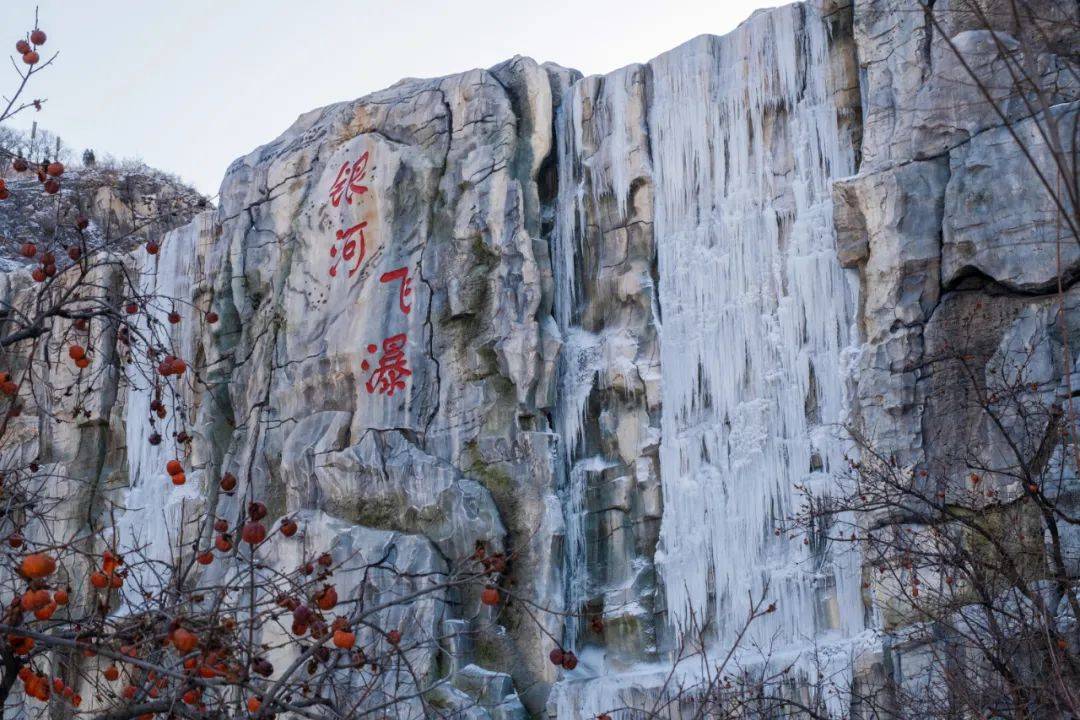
326 147 416 400
326 150 373 279
329 222 367 278
379 267 413 315
329 152 370 207
361 335 411 397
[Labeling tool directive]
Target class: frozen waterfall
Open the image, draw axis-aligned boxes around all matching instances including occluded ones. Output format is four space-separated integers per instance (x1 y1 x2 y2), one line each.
650 0 863 669
117 215 211 595
553 3 868 715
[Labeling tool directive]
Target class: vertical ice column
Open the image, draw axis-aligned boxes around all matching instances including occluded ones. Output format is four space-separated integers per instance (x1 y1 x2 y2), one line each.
551 68 589 646
650 3 862 654
551 64 660 651
117 216 209 593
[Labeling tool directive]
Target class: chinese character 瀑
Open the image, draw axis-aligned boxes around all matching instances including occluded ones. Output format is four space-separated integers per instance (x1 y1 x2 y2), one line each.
379 266 413 315
329 152 370 207
361 334 411 397
329 221 367 278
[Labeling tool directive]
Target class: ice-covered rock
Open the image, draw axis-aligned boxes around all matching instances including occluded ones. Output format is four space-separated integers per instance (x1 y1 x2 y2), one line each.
2 0 1078 716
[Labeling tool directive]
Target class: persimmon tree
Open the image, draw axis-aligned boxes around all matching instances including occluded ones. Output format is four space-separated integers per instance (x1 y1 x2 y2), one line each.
794 345 1080 718
0 12 538 720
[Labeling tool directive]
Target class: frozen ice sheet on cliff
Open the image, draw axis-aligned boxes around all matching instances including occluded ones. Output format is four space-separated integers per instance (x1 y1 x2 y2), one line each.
650 0 862 655
540 0 867 711
550 630 883 720
118 213 215 588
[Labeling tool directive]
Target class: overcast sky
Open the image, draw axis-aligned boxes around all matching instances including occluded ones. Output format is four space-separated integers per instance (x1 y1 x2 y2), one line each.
1 0 778 195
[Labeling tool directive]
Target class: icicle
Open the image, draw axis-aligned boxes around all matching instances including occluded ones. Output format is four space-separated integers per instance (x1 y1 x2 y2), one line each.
116 216 208 596
650 1 862 666
551 63 657 648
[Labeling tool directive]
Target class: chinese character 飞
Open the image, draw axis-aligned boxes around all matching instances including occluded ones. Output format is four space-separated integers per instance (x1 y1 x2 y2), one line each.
379 266 413 315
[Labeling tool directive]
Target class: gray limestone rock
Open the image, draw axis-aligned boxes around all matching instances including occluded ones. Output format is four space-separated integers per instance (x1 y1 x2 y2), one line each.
1 1 1078 717
943 102 1080 291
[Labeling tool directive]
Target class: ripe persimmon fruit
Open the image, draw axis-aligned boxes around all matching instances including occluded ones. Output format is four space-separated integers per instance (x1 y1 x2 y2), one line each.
241 522 266 545
33 601 57 620
21 553 56 579
315 585 338 611
172 628 198 653
332 629 356 649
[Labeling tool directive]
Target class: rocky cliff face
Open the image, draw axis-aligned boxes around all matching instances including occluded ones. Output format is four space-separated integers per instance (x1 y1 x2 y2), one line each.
2 0 1077 717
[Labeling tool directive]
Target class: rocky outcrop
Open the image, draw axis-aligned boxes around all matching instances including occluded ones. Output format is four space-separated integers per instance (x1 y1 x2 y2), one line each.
840 0 1080 705
0 163 205 268
1 0 1077 717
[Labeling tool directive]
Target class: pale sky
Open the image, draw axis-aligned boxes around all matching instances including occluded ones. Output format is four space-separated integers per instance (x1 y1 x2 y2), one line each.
1 0 778 195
